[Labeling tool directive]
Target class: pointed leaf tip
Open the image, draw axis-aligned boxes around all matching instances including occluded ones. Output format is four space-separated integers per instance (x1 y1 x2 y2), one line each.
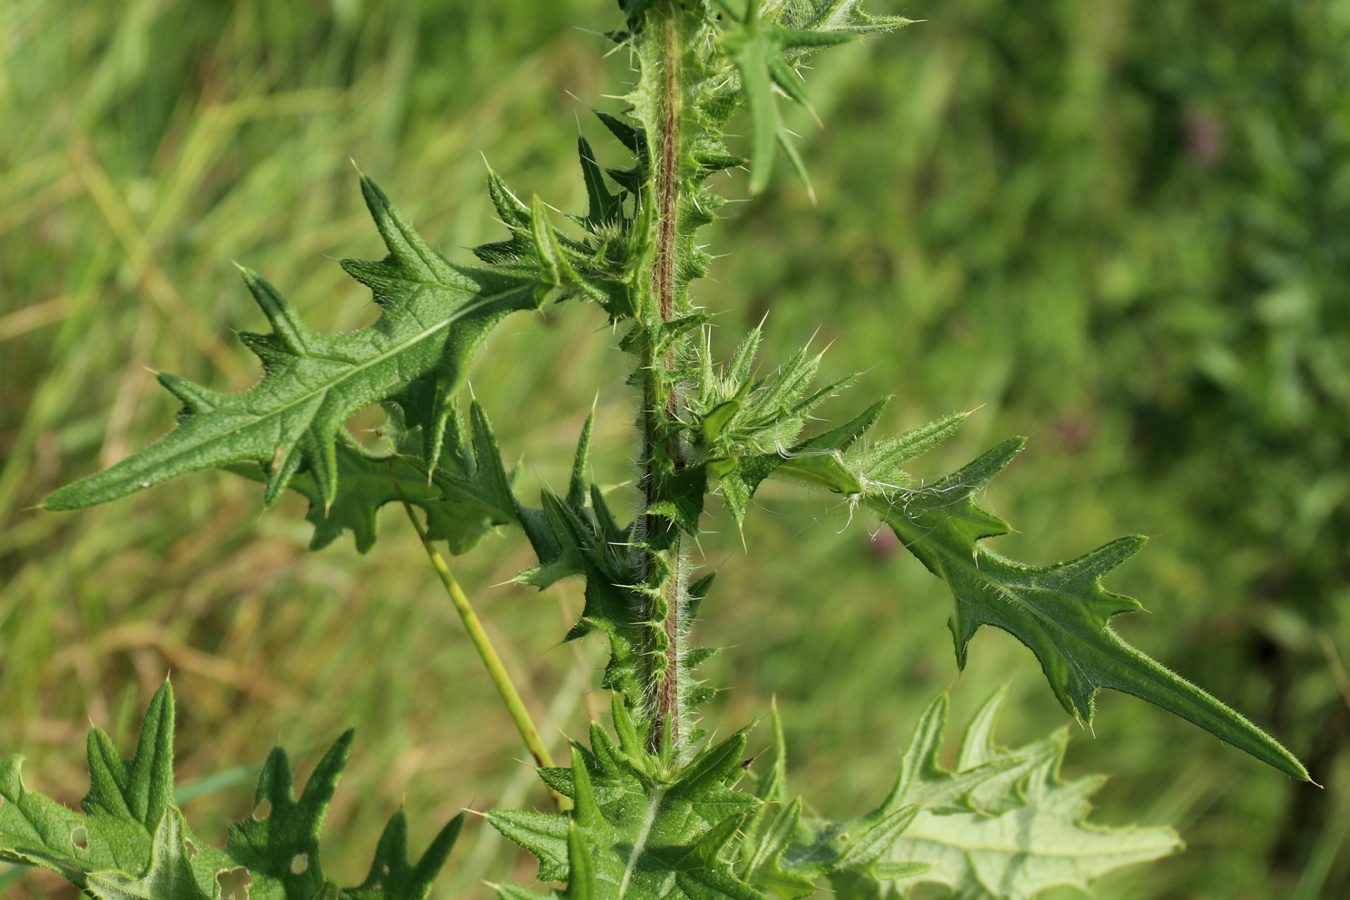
359 173 391 212
494 712 760 897
818 688 1180 895
5 685 457 897
871 434 1309 780
42 177 540 544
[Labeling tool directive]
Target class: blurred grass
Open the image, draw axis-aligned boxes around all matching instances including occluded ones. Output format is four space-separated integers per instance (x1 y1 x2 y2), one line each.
1 0 1346 898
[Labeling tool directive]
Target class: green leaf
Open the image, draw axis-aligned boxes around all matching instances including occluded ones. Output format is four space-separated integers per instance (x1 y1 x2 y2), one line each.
825 690 1182 899
529 489 649 702
85 809 210 900
734 711 819 898
225 397 532 556
718 0 907 194
345 812 466 900
0 683 181 889
477 158 637 321
696 334 869 523
734 688 1177 899
567 408 596 510
744 708 924 891
490 699 762 898
864 438 1311 780
794 1 915 35
741 798 818 898
1 756 103 885
310 448 499 556
563 821 598 900
505 415 693 711
429 401 531 535
531 194 581 299
578 136 623 228
43 176 540 515
83 680 177 840
595 111 642 155
848 410 967 485
1 682 462 900
226 732 353 898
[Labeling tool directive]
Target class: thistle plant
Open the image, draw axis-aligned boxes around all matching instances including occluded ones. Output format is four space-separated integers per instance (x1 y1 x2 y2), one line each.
4 2 1313 898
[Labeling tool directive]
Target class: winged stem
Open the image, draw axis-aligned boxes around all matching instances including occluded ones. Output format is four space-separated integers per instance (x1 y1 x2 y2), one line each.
637 1 695 757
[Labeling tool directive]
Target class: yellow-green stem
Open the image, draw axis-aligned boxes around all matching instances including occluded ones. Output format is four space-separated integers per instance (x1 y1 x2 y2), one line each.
396 496 567 811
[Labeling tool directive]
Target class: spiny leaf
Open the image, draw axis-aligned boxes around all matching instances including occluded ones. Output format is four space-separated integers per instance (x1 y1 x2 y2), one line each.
43 176 541 515
697 336 871 523
579 136 624 228
850 410 967 487
1 684 462 899
725 326 762 387
221 716 463 899
83 681 176 838
235 400 594 558
226 731 354 897
733 710 818 897
739 798 817 898
749 712 923 889
225 397 532 556
476 168 536 266
431 401 530 533
515 476 649 699
0 683 180 888
490 821 597 900
717 0 863 193
491 707 762 899
595 110 642 154
759 691 1175 897
789 693 1010 885
825 690 1182 899
861 436 1310 781
346 812 466 900
505 414 706 712
795 0 915 35
477 155 638 321
531 195 580 299
568 408 597 510
708 1 913 194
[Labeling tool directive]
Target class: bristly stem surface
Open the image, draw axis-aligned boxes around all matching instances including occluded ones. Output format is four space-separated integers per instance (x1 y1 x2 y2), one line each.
640 1 691 757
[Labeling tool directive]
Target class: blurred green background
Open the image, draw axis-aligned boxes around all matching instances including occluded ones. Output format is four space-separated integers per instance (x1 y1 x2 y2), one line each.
2 0 1347 897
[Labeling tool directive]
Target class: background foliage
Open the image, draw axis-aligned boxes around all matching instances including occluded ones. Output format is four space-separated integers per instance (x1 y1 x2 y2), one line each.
1 0 1345 896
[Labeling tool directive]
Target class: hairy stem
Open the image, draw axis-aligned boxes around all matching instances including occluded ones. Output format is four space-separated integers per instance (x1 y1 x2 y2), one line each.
653 11 682 327
639 3 691 757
